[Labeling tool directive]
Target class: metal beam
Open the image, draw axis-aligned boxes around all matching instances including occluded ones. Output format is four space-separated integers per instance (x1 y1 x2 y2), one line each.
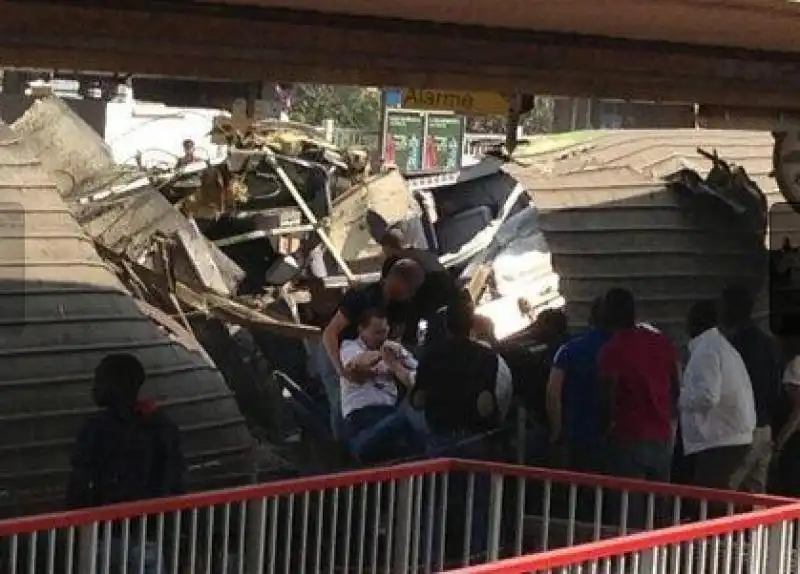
1 2 799 110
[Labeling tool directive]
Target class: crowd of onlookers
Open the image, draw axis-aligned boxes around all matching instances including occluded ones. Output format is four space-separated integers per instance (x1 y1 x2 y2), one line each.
317 228 800 501
63 227 800 571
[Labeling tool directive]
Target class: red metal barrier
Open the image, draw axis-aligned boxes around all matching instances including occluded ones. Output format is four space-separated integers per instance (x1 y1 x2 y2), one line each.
447 502 800 574
0 458 793 573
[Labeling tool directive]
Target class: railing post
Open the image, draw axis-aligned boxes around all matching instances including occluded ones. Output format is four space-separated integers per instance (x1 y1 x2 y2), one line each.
77 522 98 574
487 473 504 562
639 547 658 574
393 478 414 573
245 498 268 574
764 520 789 574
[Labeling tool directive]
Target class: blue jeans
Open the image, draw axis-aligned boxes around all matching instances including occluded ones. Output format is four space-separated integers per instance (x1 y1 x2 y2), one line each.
344 404 428 462
312 341 344 440
97 538 161 574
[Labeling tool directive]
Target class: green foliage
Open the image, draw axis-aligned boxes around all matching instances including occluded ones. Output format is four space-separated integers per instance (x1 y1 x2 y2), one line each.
289 85 554 135
467 96 555 134
290 84 382 131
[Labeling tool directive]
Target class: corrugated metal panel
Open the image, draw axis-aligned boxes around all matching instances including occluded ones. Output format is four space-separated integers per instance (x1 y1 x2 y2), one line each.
0 123 255 517
507 129 774 343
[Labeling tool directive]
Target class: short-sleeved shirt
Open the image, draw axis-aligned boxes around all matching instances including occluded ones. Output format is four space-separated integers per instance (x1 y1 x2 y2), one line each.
339 338 417 418
414 337 512 434
382 248 457 318
337 283 411 342
598 327 678 442
553 328 611 445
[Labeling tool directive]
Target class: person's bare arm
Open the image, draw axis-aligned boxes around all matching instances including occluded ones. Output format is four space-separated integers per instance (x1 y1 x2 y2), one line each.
322 311 350 376
389 362 415 390
382 346 415 389
546 367 565 443
346 351 383 383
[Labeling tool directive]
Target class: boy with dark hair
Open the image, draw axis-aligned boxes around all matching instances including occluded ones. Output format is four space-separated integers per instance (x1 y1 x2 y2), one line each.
67 354 183 573
67 354 183 508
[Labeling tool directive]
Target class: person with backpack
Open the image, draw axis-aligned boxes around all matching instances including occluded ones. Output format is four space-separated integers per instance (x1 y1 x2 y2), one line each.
66 354 184 573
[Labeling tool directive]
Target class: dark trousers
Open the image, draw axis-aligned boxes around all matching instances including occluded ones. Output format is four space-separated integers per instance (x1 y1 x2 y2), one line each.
568 440 607 474
607 439 672 529
691 444 750 489
691 444 750 517
567 440 607 522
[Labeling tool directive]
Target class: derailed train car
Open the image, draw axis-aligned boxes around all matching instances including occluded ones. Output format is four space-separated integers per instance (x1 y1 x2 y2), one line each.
495 129 775 344
0 123 260 518
0 92 783 514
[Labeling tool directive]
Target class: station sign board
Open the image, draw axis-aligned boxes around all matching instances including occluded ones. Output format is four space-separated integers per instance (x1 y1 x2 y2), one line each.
383 110 426 173
424 113 465 171
382 108 465 175
400 89 510 116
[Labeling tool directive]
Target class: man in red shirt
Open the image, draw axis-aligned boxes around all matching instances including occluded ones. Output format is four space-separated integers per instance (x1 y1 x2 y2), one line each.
598 288 680 484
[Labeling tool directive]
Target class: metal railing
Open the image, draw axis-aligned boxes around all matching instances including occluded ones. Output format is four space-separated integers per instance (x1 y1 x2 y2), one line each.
449 501 800 574
0 458 793 574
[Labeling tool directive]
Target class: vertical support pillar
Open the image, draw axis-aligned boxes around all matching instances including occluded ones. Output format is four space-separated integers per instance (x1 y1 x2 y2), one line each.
505 94 521 155
486 474 504 562
246 498 267 574
1 69 29 95
245 82 257 119
392 478 414 573
639 547 658 574
570 98 579 131
77 522 98 574
378 89 389 171
765 521 789 574
323 118 335 144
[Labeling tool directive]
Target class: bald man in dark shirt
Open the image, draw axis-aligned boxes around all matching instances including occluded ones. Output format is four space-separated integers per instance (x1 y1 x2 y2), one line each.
379 228 459 346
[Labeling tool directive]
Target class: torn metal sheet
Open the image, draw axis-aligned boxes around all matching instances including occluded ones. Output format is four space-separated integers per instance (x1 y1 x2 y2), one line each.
328 169 423 267
99 242 318 340
174 218 232 295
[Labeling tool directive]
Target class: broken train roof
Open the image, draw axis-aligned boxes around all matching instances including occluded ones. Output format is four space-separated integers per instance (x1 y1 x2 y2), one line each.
503 129 776 341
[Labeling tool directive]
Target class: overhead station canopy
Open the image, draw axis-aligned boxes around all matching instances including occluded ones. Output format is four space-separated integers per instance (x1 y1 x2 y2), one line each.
2 1 800 111
209 0 800 53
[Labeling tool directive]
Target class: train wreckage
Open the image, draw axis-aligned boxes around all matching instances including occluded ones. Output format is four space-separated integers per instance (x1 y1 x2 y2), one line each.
0 95 785 515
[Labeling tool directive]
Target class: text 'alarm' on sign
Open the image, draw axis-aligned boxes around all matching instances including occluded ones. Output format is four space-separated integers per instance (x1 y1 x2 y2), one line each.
401 89 510 116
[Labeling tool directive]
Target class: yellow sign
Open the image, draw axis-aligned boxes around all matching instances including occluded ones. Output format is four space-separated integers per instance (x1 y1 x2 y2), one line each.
401 89 510 116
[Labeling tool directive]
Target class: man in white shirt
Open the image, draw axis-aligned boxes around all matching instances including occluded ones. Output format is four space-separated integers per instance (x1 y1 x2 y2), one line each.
339 307 427 462
679 300 755 495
